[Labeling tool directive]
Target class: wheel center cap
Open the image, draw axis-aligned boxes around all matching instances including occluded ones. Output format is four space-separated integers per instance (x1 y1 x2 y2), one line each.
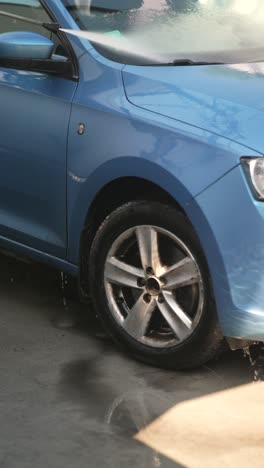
145 277 162 296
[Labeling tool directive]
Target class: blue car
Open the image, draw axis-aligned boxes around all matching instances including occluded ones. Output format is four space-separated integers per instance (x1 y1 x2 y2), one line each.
0 0 264 369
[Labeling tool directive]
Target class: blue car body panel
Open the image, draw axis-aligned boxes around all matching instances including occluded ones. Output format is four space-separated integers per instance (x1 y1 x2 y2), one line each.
187 166 264 339
66 48 255 262
0 65 77 257
0 31 54 58
123 63 264 155
0 0 263 340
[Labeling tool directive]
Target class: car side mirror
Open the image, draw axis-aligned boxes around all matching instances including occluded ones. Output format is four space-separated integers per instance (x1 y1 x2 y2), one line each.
0 31 54 60
0 31 74 79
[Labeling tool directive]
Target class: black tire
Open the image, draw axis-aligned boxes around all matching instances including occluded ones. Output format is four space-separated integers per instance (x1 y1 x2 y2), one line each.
89 201 224 369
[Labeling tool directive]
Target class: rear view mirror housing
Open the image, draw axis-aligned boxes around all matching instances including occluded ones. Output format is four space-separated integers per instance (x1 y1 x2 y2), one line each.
0 31 74 79
0 31 54 60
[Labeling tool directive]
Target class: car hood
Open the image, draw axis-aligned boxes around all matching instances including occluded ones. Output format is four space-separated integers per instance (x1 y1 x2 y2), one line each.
122 62 264 154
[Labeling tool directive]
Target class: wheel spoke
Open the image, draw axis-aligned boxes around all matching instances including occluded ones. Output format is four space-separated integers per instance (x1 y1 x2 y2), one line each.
157 291 192 341
105 257 144 289
136 226 161 275
123 293 156 340
162 257 199 290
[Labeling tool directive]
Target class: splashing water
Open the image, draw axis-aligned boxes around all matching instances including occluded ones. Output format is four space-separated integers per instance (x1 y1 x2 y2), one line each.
61 271 69 312
60 28 163 63
57 271 76 329
61 1 264 62
243 344 264 382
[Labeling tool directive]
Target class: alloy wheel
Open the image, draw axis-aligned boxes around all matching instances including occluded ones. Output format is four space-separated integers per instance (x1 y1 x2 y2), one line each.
104 225 204 348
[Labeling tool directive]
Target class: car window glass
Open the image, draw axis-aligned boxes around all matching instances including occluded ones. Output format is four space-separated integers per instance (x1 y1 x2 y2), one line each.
62 0 264 65
0 1 71 57
0 0 51 37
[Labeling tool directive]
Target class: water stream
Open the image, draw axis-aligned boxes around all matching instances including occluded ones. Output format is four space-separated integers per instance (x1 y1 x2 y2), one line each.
60 28 163 63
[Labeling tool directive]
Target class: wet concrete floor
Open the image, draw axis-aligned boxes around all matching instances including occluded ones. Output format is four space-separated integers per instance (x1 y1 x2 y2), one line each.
0 252 261 467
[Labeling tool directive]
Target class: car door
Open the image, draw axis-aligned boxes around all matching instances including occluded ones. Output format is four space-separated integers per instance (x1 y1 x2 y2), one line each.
0 0 78 258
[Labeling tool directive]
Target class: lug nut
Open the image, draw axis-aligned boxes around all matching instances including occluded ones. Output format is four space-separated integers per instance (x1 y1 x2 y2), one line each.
158 294 164 304
146 267 154 276
143 293 151 304
137 278 146 287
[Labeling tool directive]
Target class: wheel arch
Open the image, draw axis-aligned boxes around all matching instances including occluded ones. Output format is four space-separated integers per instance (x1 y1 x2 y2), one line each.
67 156 194 263
78 175 188 296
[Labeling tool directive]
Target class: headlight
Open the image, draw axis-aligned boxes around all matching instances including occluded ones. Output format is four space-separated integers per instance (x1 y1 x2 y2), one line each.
241 157 264 200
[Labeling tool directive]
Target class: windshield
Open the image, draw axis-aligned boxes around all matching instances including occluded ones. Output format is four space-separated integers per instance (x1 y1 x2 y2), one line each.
61 0 264 65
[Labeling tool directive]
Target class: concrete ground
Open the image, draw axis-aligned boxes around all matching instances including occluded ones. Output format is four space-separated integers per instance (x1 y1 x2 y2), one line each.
0 252 262 468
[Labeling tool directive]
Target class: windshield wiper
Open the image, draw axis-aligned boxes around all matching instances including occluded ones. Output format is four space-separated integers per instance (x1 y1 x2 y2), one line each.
0 10 60 33
169 58 224 66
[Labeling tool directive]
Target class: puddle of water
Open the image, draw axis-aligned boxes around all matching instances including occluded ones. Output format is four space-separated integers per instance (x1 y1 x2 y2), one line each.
59 272 264 381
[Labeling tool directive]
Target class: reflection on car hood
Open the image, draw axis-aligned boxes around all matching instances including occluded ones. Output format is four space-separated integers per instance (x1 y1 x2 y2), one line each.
123 62 264 154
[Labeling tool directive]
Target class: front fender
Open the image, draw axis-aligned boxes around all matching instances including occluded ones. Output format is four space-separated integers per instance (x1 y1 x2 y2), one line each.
67 157 193 263
67 50 256 264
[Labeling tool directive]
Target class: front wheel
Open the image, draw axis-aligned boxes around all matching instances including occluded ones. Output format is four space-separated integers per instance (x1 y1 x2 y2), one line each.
89 201 224 369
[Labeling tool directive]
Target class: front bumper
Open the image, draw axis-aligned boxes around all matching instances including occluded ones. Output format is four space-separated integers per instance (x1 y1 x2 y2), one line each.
187 164 264 341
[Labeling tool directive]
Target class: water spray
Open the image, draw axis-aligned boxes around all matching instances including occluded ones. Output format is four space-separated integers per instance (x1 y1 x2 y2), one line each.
59 28 162 63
